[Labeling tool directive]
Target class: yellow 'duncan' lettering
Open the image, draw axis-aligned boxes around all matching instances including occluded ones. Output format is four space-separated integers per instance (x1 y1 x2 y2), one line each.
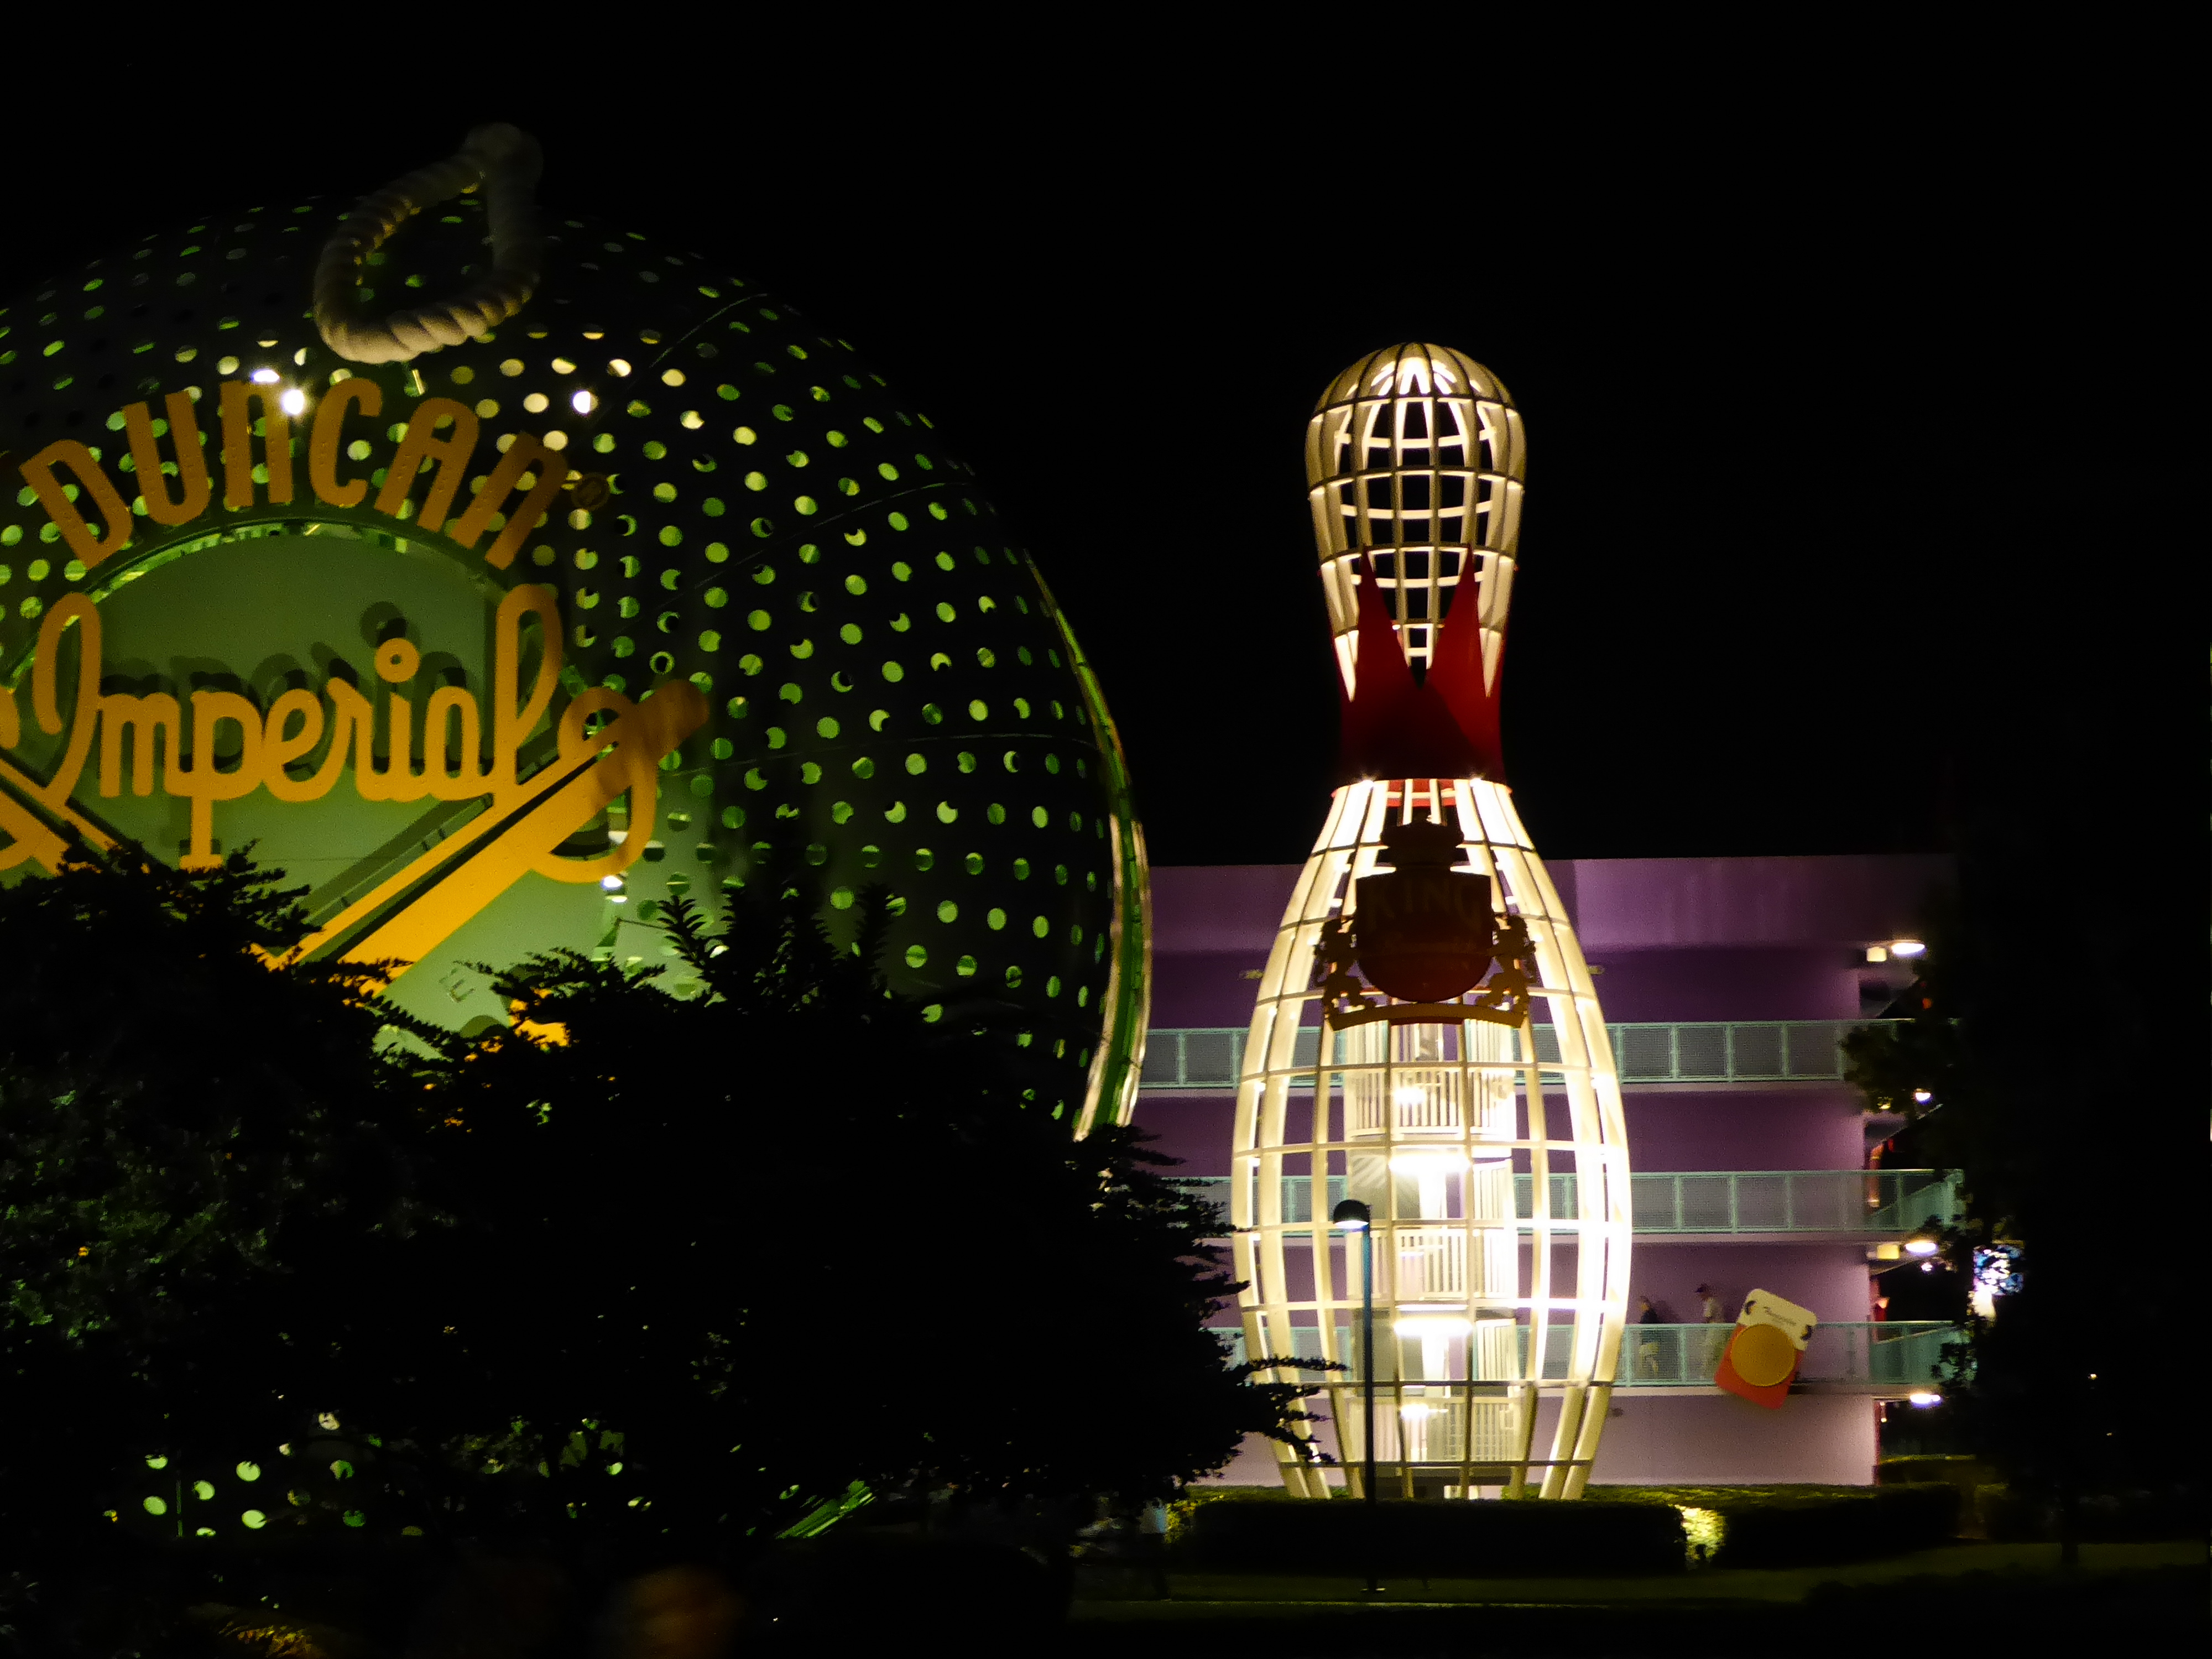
14 378 571 570
373 398 478 531
123 392 213 526
219 382 294 510
17 441 134 567
307 377 383 509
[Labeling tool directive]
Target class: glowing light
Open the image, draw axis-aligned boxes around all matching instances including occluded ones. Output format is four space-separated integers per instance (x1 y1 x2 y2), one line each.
572 389 596 415
1392 1314 1472 1337
1912 1089 1932 1104
1889 940 1927 958
1908 1391 1942 1407
1678 1505 1725 1563
278 387 306 416
249 367 279 384
600 875 625 893
1390 1150 1471 1173
1973 1244 2022 1306
1391 1085 1430 1109
1866 946 1890 963
609 358 633 377
1366 356 1461 397
1399 1402 1434 1420
1904 1233 1940 1258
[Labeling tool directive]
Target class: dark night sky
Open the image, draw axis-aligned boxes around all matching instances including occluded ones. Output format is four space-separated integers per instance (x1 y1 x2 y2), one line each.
4 56 2189 871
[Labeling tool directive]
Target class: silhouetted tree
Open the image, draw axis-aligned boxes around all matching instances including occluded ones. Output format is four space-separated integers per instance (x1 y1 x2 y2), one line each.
0 849 434 1641
1844 813 2203 1549
385 878 1316 1543
2 850 1316 1645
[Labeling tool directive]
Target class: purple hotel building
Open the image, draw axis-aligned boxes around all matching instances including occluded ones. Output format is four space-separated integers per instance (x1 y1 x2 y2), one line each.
1138 853 1958 1489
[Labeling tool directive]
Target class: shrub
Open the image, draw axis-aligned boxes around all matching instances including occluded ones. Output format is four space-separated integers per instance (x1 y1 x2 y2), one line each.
1171 1496 1686 1577
1590 1484 1961 1567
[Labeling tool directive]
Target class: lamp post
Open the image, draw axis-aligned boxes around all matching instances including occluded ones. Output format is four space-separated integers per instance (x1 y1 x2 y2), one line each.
1331 1199 1378 1517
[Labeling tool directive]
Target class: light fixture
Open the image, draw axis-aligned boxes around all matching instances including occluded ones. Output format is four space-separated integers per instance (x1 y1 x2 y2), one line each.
1866 946 1890 964
278 388 306 417
1330 1196 1379 1533
1907 1391 1942 1408
1903 1220 1943 1258
571 389 596 415
250 367 279 385
1912 1089 1932 1104
1888 940 1927 958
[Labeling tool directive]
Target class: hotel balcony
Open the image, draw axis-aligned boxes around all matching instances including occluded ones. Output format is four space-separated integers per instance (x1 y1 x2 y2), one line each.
1183 1168 1961 1243
1139 1020 1897 1091
1217 1321 1953 1396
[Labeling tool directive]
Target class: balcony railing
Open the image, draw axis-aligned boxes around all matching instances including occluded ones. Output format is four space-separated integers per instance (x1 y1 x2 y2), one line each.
1615 1322 1954 1388
1214 1321 1954 1389
1139 1020 1895 1091
1630 1170 1959 1234
1184 1169 1960 1235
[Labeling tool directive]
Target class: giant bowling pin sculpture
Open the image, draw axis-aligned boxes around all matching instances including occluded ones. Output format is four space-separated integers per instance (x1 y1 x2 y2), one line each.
1233 344 1630 1501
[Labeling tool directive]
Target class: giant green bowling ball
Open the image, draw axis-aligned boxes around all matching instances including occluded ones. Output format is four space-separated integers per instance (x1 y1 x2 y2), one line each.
0 175 1145 1129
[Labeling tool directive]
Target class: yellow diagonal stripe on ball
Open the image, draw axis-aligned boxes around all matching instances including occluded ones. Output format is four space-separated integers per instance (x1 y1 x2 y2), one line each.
289 682 707 982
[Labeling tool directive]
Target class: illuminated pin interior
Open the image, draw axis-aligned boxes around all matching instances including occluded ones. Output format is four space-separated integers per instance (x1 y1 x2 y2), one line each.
1234 347 1629 1500
1306 343 1522 692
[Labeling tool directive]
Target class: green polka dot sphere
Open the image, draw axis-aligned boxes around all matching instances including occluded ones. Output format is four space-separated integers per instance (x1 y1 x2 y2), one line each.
0 183 1148 1131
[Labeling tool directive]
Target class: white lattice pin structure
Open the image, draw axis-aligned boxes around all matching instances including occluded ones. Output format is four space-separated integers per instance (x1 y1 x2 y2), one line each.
1231 343 1630 1500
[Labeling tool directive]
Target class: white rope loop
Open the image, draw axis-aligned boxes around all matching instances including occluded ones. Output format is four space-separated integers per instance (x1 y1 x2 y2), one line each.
314 123 546 364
